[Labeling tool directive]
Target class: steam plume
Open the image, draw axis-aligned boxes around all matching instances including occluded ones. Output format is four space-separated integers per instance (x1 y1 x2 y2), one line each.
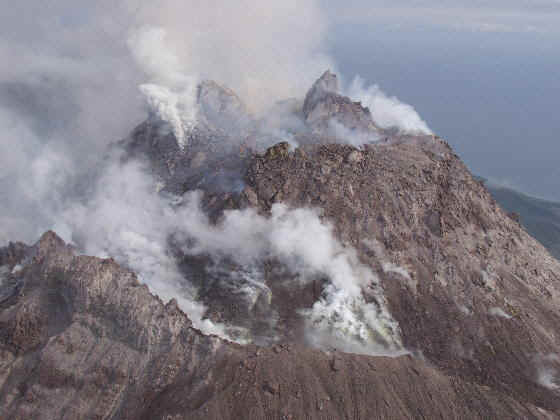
128 27 198 149
347 76 432 134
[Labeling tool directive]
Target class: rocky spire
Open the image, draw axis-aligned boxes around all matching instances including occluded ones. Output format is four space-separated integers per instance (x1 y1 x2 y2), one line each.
302 70 378 135
302 70 339 119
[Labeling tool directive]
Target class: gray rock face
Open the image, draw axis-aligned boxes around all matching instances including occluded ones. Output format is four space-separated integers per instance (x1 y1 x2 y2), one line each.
0 232 230 419
0 233 557 419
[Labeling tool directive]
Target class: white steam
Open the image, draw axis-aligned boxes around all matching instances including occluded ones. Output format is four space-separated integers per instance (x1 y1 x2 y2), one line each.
0 108 78 245
0 0 434 247
329 119 381 148
52 156 402 353
382 262 411 280
535 354 559 391
126 0 334 111
128 27 198 149
347 76 432 135
488 307 512 319
56 159 227 337
176 197 403 353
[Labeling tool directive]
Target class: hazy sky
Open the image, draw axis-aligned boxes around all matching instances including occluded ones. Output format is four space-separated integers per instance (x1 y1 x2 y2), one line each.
322 0 560 200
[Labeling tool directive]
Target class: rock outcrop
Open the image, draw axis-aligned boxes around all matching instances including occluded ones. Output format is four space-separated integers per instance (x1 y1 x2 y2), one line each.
302 70 378 136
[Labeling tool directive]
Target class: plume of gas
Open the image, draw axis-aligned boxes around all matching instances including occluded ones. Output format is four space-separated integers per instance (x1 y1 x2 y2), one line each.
0 0 333 244
346 76 432 135
128 27 198 149
125 0 334 111
0 108 78 245
55 157 229 338
328 119 381 147
488 307 512 319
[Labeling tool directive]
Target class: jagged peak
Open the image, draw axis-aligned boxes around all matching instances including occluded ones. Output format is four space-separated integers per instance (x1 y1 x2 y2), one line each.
302 70 378 136
36 230 66 251
33 230 75 264
312 70 340 95
302 70 339 118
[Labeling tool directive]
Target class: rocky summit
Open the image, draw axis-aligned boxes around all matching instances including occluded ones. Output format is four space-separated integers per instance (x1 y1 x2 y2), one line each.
1 72 560 419
302 70 378 135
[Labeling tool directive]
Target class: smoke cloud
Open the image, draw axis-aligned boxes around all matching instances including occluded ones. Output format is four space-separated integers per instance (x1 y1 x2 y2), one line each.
488 307 512 319
346 76 432 134
177 195 403 353
0 0 334 244
0 2 431 243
